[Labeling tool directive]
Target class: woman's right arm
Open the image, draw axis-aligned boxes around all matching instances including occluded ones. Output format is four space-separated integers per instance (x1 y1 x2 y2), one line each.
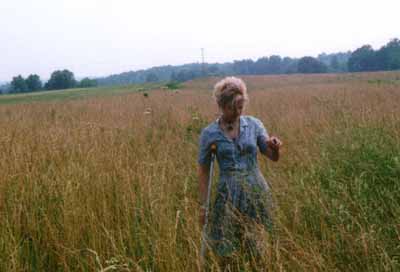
198 164 210 225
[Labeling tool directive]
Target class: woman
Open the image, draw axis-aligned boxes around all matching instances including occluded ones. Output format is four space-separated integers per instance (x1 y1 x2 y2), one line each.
198 77 282 259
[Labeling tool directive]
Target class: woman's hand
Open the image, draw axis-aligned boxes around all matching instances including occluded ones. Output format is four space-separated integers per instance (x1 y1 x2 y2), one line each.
265 136 282 161
267 136 282 151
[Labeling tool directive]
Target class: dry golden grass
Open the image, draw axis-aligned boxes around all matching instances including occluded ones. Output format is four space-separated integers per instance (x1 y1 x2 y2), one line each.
0 72 399 271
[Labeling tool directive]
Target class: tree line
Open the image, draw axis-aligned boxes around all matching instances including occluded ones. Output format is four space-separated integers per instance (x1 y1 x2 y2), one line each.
1 38 399 93
1 70 97 94
96 53 348 86
348 39 400 72
97 38 399 86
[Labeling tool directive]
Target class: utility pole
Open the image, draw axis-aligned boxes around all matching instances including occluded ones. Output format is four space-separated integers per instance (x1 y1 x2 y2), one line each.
201 48 205 77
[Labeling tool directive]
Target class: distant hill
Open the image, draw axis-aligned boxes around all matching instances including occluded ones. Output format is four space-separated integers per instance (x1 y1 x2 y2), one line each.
96 62 232 86
97 37 400 87
95 52 352 87
3 38 398 90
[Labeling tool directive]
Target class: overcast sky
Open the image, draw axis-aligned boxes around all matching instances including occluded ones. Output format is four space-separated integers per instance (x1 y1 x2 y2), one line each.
1 0 399 82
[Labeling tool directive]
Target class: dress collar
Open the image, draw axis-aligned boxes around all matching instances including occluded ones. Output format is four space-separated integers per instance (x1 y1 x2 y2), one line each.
214 115 248 132
239 115 248 128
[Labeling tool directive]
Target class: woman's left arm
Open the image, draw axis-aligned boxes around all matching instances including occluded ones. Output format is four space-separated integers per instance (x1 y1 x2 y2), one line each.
254 117 282 161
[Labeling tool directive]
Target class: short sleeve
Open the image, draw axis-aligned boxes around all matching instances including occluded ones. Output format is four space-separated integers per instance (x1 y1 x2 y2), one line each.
254 118 270 154
198 129 211 166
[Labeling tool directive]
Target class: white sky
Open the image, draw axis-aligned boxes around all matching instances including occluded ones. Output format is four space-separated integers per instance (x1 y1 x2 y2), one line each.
1 0 399 82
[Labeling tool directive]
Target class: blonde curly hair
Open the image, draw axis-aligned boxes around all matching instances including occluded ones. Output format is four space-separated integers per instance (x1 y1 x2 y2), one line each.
213 77 249 109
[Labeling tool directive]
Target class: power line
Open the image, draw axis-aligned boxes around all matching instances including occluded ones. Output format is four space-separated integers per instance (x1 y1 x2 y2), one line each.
201 48 205 77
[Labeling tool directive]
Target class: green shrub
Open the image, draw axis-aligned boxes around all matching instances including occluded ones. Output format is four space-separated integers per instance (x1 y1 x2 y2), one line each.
165 81 182 90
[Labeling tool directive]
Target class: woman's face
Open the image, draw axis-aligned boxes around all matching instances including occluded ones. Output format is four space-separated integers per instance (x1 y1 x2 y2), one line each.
221 95 245 121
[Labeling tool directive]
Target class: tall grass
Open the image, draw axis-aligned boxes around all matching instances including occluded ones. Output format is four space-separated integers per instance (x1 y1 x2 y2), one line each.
0 72 399 271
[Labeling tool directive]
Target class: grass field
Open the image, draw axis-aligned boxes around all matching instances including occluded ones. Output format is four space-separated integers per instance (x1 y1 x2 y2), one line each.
0 72 399 271
0 83 163 105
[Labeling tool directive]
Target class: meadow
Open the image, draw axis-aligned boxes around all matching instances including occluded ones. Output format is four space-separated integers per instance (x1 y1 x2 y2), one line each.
0 72 399 271
0 83 162 105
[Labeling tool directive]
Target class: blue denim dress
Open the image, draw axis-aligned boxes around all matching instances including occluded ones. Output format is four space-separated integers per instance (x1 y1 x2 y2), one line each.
198 115 273 256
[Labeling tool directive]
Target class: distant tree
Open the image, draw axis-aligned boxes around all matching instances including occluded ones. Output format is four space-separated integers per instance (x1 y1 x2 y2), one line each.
175 69 196 82
330 56 340 71
377 38 400 70
253 57 269 74
268 55 282 74
253 55 282 74
45 70 76 90
11 75 28 93
233 59 255 75
348 45 377 72
207 64 219 75
298 57 328 73
145 73 159 82
79 77 98 88
318 52 350 72
176 70 186 82
317 53 329 65
25 74 42 92
170 71 178 82
281 57 298 73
